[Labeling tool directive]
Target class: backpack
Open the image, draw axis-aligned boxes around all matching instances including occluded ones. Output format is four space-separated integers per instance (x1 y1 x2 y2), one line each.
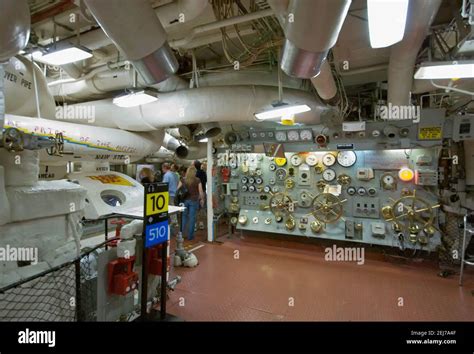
175 179 189 205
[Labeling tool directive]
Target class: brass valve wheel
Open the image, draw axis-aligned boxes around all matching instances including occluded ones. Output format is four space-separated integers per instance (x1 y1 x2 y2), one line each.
382 190 440 236
269 192 295 216
310 193 347 224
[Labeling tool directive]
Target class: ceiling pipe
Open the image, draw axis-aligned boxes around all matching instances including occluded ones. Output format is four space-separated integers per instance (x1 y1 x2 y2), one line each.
84 0 178 85
66 85 327 131
270 0 351 79
269 0 346 102
387 0 442 106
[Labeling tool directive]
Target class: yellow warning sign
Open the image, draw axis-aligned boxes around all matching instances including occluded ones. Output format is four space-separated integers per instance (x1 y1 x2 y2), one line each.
275 157 287 166
88 174 134 186
418 127 442 140
146 191 169 216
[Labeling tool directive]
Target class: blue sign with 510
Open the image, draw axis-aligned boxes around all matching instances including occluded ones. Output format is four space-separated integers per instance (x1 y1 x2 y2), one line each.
145 219 168 248
144 183 169 248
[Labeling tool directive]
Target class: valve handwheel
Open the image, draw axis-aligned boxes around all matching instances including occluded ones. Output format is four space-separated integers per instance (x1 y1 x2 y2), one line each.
269 192 294 217
311 192 347 224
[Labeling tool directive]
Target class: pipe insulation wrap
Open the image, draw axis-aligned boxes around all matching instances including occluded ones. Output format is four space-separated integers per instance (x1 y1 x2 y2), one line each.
84 0 178 84
66 85 327 131
0 65 4 143
387 0 442 106
0 0 30 63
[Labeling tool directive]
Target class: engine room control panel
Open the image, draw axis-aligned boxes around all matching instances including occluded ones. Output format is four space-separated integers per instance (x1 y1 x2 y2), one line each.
219 148 442 251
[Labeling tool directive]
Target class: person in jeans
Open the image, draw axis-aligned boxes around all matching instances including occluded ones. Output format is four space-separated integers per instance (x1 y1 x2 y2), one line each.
162 162 178 205
178 166 204 241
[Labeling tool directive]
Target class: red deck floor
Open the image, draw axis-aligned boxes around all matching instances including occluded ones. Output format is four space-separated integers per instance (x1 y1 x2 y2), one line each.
167 230 474 321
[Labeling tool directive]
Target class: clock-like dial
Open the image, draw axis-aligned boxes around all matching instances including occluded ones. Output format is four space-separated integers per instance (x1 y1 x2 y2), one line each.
337 151 357 167
322 168 336 182
322 153 336 167
300 129 313 141
290 154 303 167
287 130 300 141
275 131 287 142
305 154 318 166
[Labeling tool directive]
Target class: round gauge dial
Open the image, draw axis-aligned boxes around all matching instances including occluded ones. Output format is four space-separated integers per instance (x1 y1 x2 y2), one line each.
275 168 287 181
264 185 271 193
248 177 255 184
290 154 303 167
241 185 248 192
337 151 357 167
322 168 336 182
357 187 366 196
229 159 238 169
269 163 277 171
255 177 263 185
248 185 256 192
347 186 356 195
287 130 300 141
241 177 248 184
383 174 395 185
300 129 313 141
322 153 336 167
305 154 318 166
275 131 287 142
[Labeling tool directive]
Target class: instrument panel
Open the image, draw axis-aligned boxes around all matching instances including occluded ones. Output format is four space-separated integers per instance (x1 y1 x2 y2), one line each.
219 148 442 251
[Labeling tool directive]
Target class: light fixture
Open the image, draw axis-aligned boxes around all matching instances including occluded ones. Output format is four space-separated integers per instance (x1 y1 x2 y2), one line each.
36 45 93 66
414 60 474 79
367 0 409 48
254 104 311 121
112 89 158 108
398 167 414 182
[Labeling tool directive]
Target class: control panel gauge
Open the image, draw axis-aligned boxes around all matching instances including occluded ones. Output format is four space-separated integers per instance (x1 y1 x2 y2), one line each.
264 185 271 193
274 157 287 167
269 177 276 185
255 177 263 185
337 151 357 167
275 168 287 181
300 129 313 141
272 186 279 193
241 177 248 184
275 131 287 142
322 153 336 167
290 154 303 166
347 186 356 195
269 163 277 171
241 185 248 192
305 154 318 166
248 177 255 184
322 168 336 182
248 185 256 192
357 187 366 196
381 173 397 190
287 130 300 141
229 159 238 169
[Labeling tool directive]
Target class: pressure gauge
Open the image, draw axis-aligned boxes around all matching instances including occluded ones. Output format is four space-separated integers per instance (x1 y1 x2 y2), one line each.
241 185 248 192
241 177 248 184
275 131 287 142
287 130 300 141
322 153 336 167
322 168 336 182
300 129 313 141
305 154 318 166
337 151 357 167
382 174 395 186
249 185 256 192
290 154 303 166
357 187 366 196
275 168 287 181
255 177 263 185
264 185 271 193
248 177 255 184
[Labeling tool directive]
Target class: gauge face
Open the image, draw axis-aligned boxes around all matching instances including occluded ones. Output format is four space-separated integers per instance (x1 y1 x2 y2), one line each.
347 186 356 195
383 175 395 184
269 163 277 171
229 158 238 169
322 168 336 182
357 187 366 196
241 177 248 184
300 129 313 141
322 153 336 167
264 186 271 193
275 168 287 181
275 131 287 142
290 154 303 167
287 130 300 141
305 154 318 166
337 151 357 167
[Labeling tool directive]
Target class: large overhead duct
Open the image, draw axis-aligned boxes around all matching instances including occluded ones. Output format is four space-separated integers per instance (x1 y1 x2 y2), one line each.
310 60 338 102
84 0 178 85
270 0 351 79
66 85 327 131
162 133 206 159
387 0 442 106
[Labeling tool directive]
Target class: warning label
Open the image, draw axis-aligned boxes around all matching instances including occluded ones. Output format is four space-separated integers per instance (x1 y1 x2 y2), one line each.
418 127 442 140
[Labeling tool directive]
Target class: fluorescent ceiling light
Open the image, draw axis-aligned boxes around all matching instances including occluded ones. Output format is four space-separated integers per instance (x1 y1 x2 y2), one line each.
113 89 158 108
367 0 409 48
414 61 474 79
37 46 93 66
254 104 311 120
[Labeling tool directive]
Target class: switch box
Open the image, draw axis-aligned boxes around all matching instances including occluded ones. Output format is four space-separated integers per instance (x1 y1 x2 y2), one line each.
352 198 380 219
415 169 438 186
371 222 385 237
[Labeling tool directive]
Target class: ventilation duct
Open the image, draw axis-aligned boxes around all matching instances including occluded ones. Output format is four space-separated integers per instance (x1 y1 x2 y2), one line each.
67 85 327 131
271 0 351 79
0 0 30 63
387 0 442 106
200 123 222 138
84 0 179 85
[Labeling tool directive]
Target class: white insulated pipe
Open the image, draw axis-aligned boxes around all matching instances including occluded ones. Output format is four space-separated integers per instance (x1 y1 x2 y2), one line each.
387 0 442 106
84 0 178 85
0 0 30 63
4 114 163 164
66 85 327 131
310 60 338 101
